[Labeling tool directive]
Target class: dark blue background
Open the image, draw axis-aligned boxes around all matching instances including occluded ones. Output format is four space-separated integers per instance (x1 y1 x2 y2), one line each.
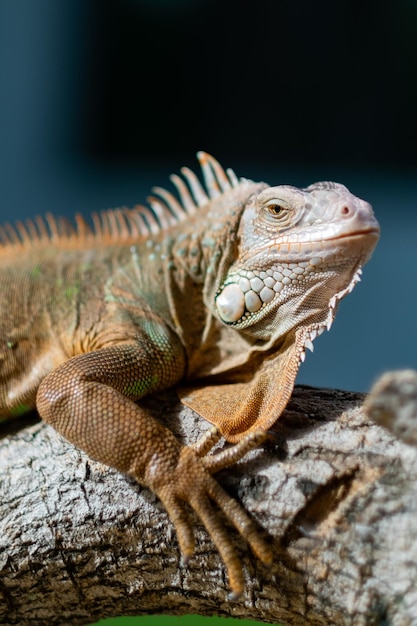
0 0 416 393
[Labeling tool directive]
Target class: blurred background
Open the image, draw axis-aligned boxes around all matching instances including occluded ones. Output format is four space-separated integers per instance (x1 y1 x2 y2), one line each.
1 0 416 394
0 1 416 624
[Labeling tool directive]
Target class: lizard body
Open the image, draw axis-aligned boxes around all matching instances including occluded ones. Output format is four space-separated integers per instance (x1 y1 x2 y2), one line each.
0 153 379 597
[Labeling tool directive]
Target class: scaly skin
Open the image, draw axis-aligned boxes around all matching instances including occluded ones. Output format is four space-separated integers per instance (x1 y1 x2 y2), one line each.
0 153 380 597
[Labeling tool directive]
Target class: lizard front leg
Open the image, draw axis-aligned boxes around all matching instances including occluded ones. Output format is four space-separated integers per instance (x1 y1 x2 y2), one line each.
36 341 271 597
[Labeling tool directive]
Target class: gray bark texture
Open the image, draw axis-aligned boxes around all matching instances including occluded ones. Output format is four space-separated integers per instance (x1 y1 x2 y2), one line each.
1 375 417 626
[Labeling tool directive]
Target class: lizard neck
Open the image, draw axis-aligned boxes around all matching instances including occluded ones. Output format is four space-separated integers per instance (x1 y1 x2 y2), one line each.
170 186 266 289
157 184 267 373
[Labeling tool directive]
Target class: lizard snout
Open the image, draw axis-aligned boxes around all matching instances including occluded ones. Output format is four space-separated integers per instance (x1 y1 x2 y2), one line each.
337 197 380 236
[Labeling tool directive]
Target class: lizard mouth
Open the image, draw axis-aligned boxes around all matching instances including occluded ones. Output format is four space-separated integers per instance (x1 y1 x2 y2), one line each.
298 228 380 252
330 227 380 240
245 227 380 267
304 226 380 245
287 227 380 254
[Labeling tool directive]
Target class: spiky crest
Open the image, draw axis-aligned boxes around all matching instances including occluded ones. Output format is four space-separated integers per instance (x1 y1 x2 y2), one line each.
0 152 246 254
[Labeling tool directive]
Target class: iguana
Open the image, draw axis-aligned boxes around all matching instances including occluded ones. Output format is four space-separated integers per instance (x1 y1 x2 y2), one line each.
0 152 379 598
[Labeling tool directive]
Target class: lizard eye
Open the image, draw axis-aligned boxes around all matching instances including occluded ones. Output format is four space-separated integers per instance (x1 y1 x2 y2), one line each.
266 203 286 218
257 189 296 227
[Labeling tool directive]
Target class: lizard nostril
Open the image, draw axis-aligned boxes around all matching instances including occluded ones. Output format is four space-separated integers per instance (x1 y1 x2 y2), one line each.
341 205 351 216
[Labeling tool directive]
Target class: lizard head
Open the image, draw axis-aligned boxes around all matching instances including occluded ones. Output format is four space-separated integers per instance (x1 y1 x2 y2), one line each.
143 151 378 364
214 174 380 354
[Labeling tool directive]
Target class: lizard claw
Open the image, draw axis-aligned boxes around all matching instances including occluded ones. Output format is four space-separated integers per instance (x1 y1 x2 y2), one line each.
151 431 272 598
202 430 268 474
191 425 222 456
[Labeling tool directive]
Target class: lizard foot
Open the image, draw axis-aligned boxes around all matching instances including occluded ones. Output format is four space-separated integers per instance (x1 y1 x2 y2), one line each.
153 427 272 599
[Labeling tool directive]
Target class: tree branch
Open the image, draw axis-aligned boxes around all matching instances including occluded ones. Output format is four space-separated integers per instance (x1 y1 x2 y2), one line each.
1 380 417 626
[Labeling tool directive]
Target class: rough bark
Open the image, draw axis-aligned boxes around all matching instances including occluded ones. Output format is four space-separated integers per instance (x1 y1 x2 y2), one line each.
1 379 417 626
